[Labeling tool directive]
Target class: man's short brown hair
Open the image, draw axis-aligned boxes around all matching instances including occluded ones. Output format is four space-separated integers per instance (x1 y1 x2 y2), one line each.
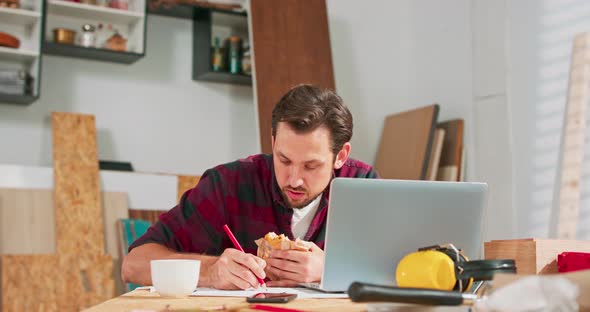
271 85 353 155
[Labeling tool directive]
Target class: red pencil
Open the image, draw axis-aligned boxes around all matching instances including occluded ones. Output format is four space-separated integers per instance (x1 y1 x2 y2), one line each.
250 304 305 312
222 224 266 286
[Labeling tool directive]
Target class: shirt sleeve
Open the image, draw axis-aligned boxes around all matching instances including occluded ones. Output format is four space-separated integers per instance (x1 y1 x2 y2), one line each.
128 168 227 255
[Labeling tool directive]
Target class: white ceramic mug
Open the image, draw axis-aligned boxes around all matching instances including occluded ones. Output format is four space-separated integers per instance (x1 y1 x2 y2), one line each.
150 259 200 297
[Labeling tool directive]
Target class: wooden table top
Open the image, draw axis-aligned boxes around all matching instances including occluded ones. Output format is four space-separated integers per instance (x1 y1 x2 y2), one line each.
82 288 369 312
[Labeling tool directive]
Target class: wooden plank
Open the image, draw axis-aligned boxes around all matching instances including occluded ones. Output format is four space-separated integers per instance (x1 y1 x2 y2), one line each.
250 0 335 154
52 112 104 258
0 189 55 254
484 239 538 274
83 289 369 312
484 238 590 274
553 32 590 239
103 192 129 259
0 189 127 258
426 129 445 181
374 104 439 180
102 192 129 296
437 119 464 181
177 175 200 202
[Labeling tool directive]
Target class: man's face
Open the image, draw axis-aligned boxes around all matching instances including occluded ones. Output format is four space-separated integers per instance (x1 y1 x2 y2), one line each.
272 122 347 209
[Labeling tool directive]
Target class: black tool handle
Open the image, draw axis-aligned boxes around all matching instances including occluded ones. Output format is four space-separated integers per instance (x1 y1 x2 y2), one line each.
348 282 465 306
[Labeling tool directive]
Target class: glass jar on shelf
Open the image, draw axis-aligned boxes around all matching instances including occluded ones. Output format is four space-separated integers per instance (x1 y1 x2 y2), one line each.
80 24 96 48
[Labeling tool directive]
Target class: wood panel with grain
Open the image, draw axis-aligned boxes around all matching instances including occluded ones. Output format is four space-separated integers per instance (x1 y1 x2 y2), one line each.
250 0 335 154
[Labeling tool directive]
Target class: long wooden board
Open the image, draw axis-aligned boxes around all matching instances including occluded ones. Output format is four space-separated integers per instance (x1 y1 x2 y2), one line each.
250 0 335 154
553 32 590 239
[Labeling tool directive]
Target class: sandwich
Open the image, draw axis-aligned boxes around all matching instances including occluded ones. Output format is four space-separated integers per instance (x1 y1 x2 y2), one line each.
254 232 312 260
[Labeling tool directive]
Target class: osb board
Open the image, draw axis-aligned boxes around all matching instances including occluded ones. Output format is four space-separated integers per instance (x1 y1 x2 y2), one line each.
484 238 590 274
374 104 439 180
1 254 115 312
128 209 165 224
437 119 464 182
0 189 55 254
50 254 114 311
52 112 104 259
1 255 59 312
177 175 200 202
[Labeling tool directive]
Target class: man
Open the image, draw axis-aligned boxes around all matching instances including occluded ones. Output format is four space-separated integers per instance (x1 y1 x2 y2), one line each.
122 85 379 290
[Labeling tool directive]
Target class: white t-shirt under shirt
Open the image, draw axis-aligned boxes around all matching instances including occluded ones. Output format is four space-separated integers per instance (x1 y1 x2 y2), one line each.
291 195 322 239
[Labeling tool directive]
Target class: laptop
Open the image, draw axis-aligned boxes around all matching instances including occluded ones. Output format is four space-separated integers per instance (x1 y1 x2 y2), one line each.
301 178 488 292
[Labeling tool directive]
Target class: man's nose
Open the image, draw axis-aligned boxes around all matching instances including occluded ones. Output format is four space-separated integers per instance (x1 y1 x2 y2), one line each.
288 167 304 188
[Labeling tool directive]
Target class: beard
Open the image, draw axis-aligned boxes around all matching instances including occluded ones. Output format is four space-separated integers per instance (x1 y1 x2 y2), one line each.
280 186 318 209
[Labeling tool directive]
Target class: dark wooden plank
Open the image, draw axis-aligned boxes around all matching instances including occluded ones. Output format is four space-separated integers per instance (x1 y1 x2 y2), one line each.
374 104 439 180
250 0 335 154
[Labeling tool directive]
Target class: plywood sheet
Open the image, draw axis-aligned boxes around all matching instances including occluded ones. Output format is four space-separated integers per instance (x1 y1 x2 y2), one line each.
177 175 200 202
374 104 439 180
0 189 55 254
52 112 104 258
426 129 445 181
437 119 464 181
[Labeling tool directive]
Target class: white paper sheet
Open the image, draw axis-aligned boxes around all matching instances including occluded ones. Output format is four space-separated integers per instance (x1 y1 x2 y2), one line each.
190 287 348 299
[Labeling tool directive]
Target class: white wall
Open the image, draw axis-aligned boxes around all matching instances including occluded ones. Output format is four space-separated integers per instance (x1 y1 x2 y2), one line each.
9 1 577 241
327 0 474 171
509 0 590 239
0 16 258 176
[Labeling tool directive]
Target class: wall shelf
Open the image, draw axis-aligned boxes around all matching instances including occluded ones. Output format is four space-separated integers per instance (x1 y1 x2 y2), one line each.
0 93 38 105
0 46 39 62
0 0 44 105
0 7 41 25
43 0 147 64
47 0 144 25
194 71 251 86
148 4 246 19
192 8 251 86
43 42 143 64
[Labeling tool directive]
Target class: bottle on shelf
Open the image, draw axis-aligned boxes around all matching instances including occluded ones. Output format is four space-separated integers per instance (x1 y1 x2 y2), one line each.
212 36 224 72
228 36 242 75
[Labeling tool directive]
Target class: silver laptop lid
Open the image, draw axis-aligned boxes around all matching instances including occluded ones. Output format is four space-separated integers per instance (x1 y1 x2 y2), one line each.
321 178 488 292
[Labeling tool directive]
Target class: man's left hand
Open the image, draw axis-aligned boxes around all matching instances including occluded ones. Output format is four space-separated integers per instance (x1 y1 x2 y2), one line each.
265 242 324 287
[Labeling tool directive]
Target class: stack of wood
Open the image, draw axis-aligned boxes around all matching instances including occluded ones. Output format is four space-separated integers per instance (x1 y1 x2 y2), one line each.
374 104 465 181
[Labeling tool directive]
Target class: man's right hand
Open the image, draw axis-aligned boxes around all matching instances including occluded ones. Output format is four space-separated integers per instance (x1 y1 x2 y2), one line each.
208 248 267 290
